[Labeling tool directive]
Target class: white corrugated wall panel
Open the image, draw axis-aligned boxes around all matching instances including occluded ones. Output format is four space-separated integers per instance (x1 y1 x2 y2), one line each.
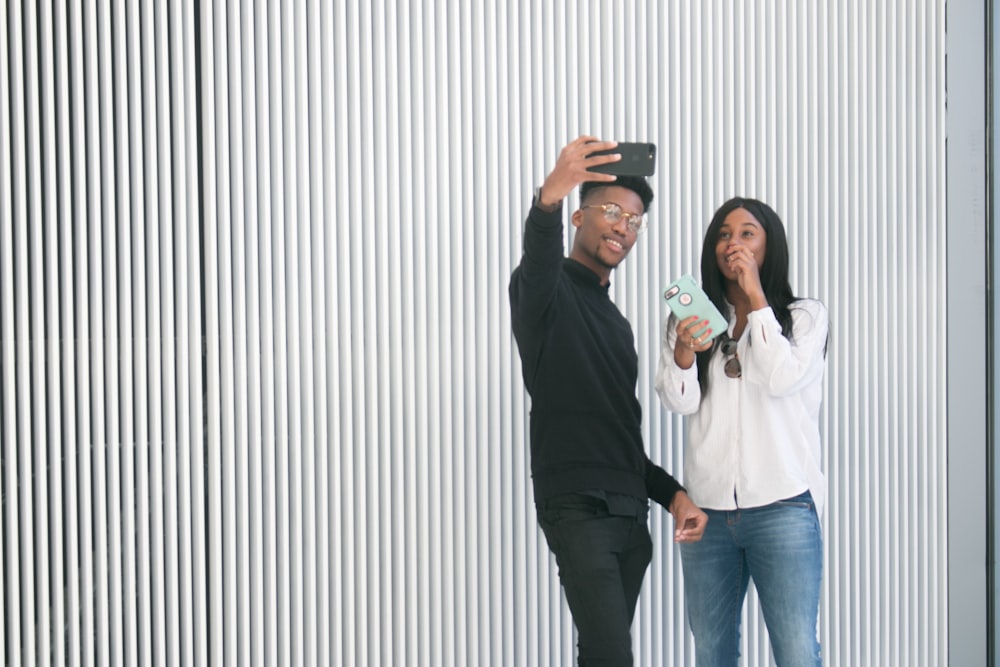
1 0 17 663
0 1 950 665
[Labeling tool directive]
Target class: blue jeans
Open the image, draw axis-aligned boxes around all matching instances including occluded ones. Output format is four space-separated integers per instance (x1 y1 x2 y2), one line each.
679 491 823 667
537 493 652 666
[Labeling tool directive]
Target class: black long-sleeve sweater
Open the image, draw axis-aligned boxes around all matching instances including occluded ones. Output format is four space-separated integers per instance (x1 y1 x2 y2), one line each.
509 199 683 508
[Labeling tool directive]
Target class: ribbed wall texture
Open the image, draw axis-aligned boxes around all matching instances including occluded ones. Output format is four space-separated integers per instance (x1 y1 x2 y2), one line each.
0 1 946 665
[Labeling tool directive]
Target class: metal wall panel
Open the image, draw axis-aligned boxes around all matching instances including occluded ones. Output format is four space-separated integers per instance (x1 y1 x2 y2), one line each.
0 1 948 665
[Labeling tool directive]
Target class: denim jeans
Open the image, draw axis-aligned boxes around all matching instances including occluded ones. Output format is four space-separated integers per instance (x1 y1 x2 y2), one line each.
679 491 822 667
537 493 652 666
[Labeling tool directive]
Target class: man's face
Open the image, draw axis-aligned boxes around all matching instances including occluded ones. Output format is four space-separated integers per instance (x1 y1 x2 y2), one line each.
569 186 644 281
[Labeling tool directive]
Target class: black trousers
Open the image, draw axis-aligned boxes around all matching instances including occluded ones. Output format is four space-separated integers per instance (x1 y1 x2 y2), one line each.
537 493 653 667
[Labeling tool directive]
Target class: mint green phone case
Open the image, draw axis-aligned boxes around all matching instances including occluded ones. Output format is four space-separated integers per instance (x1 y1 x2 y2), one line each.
662 274 728 342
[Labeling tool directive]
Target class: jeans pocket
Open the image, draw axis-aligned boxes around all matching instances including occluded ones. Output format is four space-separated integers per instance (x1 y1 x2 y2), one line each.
775 490 814 510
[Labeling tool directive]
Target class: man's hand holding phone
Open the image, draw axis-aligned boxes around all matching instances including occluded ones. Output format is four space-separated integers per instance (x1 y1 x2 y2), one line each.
537 137 656 209
536 136 620 209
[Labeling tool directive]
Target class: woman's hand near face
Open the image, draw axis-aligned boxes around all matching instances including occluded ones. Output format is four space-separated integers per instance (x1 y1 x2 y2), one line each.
723 243 768 309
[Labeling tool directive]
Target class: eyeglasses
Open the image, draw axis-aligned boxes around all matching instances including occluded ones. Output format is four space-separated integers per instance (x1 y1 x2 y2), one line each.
582 203 647 234
720 335 742 379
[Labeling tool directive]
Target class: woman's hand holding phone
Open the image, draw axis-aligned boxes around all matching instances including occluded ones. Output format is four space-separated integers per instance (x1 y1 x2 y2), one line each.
673 316 714 369
663 274 727 369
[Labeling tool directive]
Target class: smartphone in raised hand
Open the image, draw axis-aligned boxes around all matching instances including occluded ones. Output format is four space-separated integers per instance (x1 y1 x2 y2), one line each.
586 142 657 177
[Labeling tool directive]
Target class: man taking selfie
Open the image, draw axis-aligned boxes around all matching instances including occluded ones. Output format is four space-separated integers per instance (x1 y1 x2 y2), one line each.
509 136 708 665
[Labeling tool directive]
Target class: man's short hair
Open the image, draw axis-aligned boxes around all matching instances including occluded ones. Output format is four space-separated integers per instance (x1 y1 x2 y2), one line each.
580 176 654 213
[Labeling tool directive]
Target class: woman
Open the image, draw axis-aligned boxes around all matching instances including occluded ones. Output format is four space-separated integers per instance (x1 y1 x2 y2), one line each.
655 197 828 666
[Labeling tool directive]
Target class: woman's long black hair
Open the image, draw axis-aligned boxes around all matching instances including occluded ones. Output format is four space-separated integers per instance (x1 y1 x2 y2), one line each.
695 197 798 393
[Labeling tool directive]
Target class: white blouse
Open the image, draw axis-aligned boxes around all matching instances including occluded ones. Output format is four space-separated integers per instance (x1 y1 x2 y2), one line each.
655 299 829 516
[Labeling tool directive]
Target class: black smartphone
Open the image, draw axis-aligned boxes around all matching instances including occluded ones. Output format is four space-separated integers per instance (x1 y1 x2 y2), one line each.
586 142 657 177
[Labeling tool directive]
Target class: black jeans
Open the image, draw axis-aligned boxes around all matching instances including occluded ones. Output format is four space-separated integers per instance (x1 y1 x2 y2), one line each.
537 493 652 666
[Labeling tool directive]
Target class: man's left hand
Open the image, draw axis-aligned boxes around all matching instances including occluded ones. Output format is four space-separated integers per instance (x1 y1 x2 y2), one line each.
668 491 708 543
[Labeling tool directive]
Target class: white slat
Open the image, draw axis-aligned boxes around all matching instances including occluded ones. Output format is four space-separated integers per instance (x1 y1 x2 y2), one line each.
10 0 34 657
23 1 47 663
196 1 224 665
110 1 139 664
1 0 17 663
207 1 239 665
39 2 68 664
224 1 253 665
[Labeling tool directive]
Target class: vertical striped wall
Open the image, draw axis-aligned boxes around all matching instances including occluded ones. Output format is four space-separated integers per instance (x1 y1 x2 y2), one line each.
0 1 947 666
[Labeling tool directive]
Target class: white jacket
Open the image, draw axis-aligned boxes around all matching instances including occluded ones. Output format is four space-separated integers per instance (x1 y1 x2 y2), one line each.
655 299 829 516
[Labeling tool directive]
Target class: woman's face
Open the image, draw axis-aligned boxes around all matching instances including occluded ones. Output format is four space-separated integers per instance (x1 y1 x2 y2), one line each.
715 207 767 280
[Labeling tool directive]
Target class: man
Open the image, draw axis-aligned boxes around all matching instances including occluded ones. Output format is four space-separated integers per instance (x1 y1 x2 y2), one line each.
509 135 708 666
